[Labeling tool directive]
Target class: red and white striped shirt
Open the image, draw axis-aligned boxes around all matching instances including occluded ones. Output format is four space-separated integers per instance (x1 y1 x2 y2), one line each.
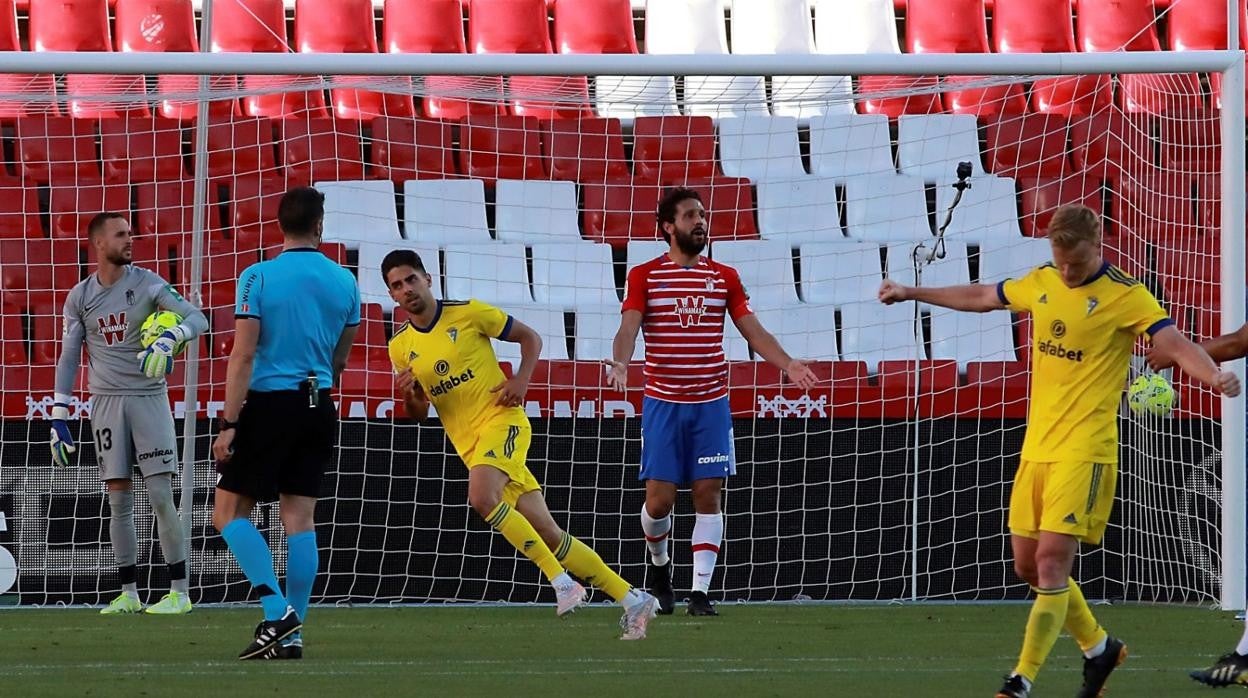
622 254 753 403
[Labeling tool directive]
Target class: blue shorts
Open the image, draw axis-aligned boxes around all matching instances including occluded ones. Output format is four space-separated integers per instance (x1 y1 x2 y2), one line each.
640 396 736 485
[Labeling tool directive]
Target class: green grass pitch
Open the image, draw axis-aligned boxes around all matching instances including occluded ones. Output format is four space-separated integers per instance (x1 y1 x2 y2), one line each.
0 604 1239 696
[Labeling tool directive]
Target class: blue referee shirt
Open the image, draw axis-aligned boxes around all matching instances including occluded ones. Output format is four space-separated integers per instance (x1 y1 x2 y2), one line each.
235 248 360 392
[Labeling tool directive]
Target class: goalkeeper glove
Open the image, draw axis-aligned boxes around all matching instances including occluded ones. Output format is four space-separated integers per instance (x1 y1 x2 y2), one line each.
136 326 185 379
49 402 76 467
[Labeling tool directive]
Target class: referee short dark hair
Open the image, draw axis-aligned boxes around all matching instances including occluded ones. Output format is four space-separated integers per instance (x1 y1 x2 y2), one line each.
381 249 428 282
278 186 326 237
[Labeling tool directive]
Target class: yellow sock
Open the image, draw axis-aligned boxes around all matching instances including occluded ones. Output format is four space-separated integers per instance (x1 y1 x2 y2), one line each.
553 532 633 602
1014 585 1071 682
1064 578 1108 653
485 502 564 582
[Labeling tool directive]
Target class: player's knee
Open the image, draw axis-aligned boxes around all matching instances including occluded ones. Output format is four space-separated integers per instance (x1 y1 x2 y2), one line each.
469 491 502 520
1013 560 1039 586
1033 549 1074 585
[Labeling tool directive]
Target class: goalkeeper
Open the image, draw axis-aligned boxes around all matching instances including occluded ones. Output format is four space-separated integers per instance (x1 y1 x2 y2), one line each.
878 204 1238 698
48 212 207 615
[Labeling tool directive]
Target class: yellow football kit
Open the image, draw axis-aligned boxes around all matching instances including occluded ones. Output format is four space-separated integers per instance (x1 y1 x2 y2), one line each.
996 262 1171 543
388 299 539 505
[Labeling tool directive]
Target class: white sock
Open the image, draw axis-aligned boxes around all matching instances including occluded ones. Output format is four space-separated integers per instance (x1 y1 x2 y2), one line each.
1236 620 1248 656
171 578 189 594
621 588 647 610
552 572 576 592
691 512 723 594
640 505 671 567
121 582 139 598
1084 635 1107 659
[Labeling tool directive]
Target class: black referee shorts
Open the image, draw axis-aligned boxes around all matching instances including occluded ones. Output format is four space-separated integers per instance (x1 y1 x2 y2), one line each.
216 389 336 502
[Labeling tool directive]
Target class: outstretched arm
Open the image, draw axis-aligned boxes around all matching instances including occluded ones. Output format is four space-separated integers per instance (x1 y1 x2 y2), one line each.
1150 323 1248 369
733 314 817 389
1150 326 1241 396
878 279 1006 313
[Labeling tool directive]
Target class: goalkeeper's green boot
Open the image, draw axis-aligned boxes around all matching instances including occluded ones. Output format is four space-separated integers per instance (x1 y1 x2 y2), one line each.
100 593 143 615
145 591 193 615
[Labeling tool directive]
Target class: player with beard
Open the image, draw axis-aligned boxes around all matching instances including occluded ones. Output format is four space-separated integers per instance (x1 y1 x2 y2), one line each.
606 188 818 616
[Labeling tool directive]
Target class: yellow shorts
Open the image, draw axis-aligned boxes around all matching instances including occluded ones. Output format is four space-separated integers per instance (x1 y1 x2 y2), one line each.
1008 459 1117 545
462 421 540 507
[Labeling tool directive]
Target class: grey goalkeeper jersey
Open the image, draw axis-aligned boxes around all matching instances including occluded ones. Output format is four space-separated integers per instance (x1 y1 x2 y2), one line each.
56 266 209 397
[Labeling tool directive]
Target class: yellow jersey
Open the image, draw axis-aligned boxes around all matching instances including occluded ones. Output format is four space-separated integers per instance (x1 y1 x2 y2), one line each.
997 262 1172 463
388 299 527 456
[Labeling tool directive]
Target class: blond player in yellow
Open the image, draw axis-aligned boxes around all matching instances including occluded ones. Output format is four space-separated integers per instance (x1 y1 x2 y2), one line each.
878 205 1240 698
382 249 659 640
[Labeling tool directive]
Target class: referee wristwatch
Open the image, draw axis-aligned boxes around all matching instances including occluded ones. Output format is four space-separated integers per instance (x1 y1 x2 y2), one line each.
218 417 239 433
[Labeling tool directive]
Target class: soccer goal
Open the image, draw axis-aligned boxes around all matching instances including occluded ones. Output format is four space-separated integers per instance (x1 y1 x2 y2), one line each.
0 48 1242 610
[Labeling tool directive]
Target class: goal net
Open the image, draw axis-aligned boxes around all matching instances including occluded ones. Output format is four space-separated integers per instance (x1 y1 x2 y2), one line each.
0 61 1240 608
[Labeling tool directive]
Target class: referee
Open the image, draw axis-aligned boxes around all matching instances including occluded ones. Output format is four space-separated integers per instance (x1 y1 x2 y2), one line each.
211 186 360 660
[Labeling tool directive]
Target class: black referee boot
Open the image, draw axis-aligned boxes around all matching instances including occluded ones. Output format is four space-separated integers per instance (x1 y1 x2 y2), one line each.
239 607 302 660
648 561 675 615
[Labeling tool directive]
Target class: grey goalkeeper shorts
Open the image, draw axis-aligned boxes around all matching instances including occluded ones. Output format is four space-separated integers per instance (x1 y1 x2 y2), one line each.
89 393 179 481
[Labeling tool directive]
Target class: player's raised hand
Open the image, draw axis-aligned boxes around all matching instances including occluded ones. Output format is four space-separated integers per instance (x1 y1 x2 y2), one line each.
1213 370 1242 397
878 279 908 305
136 331 179 379
785 359 818 390
490 376 528 408
1144 344 1176 372
604 359 628 391
48 402 76 467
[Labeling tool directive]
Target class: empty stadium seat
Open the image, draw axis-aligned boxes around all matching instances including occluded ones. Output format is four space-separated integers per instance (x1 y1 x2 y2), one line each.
347 302 390 367
684 177 759 241
0 239 81 309
905 0 1025 117
30 298 66 363
212 0 329 119
469 0 552 54
978 238 1055 282
632 116 717 185
844 176 932 242
984 114 1069 178
839 301 922 367
709 240 798 308
318 180 402 249
718 117 807 181
897 115 983 180
732 0 853 120
16 117 99 183
0 0 57 121
646 0 767 118
992 0 1075 53
187 239 256 286
1016 175 1103 237
497 305 569 363
205 116 278 181
934 175 1025 245
574 306 643 361
403 179 491 245
929 307 1017 370
460 114 546 184
1077 0 1202 114
809 114 895 179
626 240 669 272
1159 111 1221 174
295 0 416 119
723 313 752 361
531 243 618 309
384 0 465 53
543 117 629 182
280 119 365 185
357 240 439 308
228 173 285 245
1069 111 1154 178
508 76 594 120
50 181 130 238
885 240 971 294
0 178 41 239
750 304 840 361
0 302 24 365
1111 171 1198 245
581 179 663 246
136 180 222 242
755 177 843 244
799 241 882 305
444 243 534 305
100 117 186 184
31 0 146 118
369 117 456 184
494 180 581 244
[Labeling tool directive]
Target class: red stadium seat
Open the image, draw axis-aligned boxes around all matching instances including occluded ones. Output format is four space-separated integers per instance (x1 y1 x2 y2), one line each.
210 304 236 356
0 177 41 239
1030 74 1113 116
905 0 989 54
941 77 1028 119
211 0 328 119
423 75 507 120
31 0 151 118
855 76 944 118
580 177 663 247
1016 175 1102 237
278 118 366 186
0 239 82 309
1167 0 1229 50
543 117 629 182
962 361 1030 417
184 239 257 287
369 117 457 184
0 0 58 121
295 0 415 119
100 116 186 184
508 76 593 119
468 0 552 54
684 177 759 241
205 116 279 181
1159 110 1221 174
30 297 67 364
0 302 24 365
229 173 286 245
984 114 1070 178
1069 111 1154 178
15 117 99 184
1194 174 1236 230
349 303 390 367
553 0 637 54
130 234 174 279
992 0 1075 53
632 116 718 185
135 180 223 239
459 114 545 183
49 180 130 238
384 0 466 53
1111 170 1198 245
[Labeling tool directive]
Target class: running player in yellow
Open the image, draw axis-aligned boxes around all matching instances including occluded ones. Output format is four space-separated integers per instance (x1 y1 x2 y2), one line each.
878 205 1240 698
382 249 659 639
